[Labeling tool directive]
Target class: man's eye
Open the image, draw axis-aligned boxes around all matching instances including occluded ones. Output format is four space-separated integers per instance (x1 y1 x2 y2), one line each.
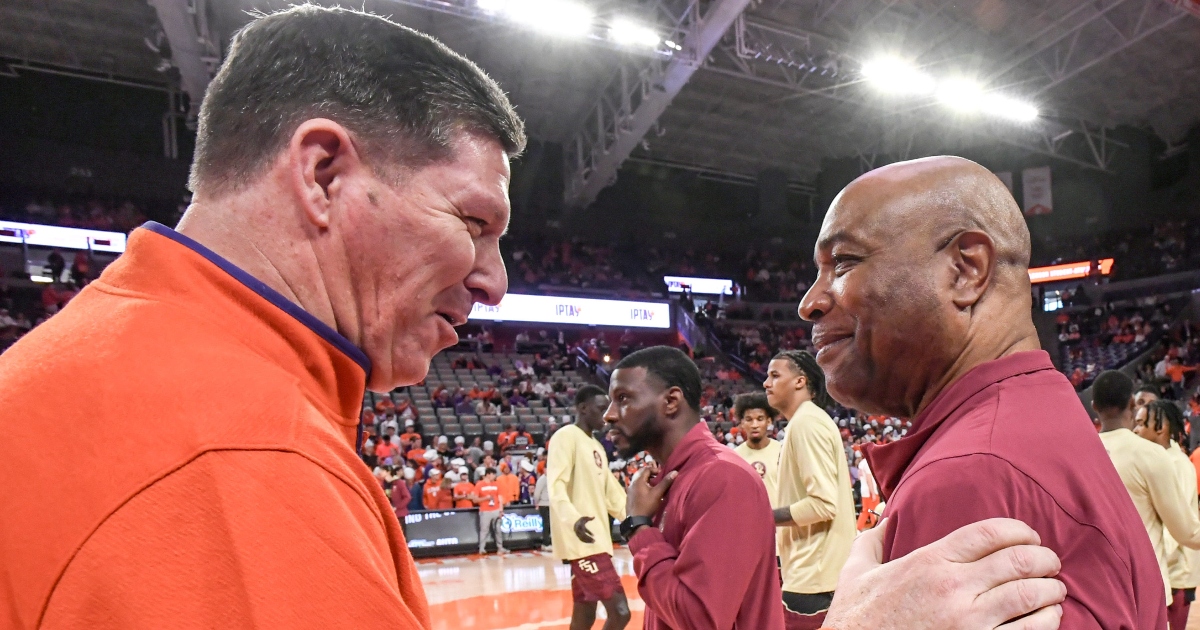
465 217 488 235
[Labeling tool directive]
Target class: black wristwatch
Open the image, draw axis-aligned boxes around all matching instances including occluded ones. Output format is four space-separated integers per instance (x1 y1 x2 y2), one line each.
621 515 655 539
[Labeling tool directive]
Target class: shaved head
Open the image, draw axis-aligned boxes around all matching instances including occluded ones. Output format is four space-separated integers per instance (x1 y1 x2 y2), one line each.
800 156 1040 417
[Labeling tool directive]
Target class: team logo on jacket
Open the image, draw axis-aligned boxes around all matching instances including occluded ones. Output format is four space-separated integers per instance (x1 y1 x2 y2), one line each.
594 451 603 468
752 461 767 477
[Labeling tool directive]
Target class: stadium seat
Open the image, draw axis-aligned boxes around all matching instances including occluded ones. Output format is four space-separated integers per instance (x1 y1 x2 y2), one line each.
442 424 462 436
484 423 503 440
463 424 484 439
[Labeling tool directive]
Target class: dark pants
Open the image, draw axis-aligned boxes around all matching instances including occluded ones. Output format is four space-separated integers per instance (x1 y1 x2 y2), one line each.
538 506 551 546
782 591 833 630
1169 588 1194 630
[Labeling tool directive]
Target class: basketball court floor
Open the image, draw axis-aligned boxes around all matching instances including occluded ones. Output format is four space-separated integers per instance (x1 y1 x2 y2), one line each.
420 546 1200 630
420 548 643 630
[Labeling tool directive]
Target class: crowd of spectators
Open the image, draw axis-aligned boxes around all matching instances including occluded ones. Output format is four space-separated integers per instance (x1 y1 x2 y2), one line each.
1132 319 1200 404
506 238 652 294
1058 304 1170 389
500 219 1200 305
1 197 151 234
1031 218 1200 282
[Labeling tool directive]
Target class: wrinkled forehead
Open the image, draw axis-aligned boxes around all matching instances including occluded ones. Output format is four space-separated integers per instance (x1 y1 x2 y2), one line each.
816 168 938 254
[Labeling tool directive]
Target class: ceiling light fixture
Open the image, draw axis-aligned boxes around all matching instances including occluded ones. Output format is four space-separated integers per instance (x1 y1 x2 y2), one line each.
981 94 1040 122
860 56 936 95
500 0 594 38
936 78 986 112
610 18 661 48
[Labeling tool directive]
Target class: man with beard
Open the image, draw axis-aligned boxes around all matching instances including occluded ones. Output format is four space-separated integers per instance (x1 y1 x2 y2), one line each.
801 155 1164 628
604 346 783 629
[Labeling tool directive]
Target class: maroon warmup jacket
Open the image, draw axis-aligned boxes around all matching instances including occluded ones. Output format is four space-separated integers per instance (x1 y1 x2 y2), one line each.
630 423 784 629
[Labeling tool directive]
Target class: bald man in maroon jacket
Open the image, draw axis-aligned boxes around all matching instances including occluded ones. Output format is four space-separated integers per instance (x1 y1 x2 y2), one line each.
801 156 1165 629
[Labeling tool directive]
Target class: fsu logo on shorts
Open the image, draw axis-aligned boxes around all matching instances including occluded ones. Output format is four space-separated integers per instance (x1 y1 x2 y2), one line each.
594 451 603 468
578 559 600 574
752 461 767 478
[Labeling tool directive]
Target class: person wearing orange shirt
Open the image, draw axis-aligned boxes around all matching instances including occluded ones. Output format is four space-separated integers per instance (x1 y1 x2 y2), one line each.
497 424 518 452
473 468 507 555
0 6 524 629
497 461 521 505
452 468 476 509
399 422 422 454
376 438 396 464
423 470 451 510
1166 359 1198 399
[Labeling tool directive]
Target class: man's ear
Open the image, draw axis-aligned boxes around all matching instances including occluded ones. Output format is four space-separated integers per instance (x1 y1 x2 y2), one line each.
286 118 363 230
662 387 684 418
948 230 996 310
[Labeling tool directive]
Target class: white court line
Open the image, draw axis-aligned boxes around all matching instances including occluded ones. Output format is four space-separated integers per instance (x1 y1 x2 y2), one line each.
491 619 571 630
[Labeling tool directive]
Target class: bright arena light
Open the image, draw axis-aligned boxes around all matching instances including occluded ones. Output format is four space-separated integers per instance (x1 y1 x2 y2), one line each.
860 53 1040 123
861 56 935 95
936 79 986 112
981 94 1040 122
500 0 594 38
610 18 661 48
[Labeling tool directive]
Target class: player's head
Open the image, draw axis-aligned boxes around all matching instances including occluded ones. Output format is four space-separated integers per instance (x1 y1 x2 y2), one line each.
186 5 525 392
800 156 1033 417
763 350 828 413
733 392 777 446
605 346 701 459
574 384 609 433
1134 385 1160 409
1134 399 1186 449
1091 371 1134 418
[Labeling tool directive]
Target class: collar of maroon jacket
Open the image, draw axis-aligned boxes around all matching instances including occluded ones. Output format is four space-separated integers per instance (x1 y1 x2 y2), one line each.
661 422 716 477
863 350 1056 500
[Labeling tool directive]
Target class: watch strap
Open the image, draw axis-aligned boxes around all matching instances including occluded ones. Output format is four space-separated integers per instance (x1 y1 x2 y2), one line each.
621 515 655 539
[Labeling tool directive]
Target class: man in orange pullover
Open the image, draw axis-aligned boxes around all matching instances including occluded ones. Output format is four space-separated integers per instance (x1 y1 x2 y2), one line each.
0 5 522 629
0 6 1071 630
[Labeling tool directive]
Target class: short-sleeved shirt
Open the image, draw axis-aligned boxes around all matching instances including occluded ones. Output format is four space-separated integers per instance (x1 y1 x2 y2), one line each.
865 351 1166 629
733 439 782 505
452 482 476 509
475 482 503 512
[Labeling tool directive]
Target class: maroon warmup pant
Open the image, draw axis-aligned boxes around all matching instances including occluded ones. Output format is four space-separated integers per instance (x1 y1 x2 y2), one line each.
1169 588 1194 630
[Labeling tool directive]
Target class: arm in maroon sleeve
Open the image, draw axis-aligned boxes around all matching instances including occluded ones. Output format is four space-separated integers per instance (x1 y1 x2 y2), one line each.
392 481 411 512
630 463 773 630
887 456 1121 630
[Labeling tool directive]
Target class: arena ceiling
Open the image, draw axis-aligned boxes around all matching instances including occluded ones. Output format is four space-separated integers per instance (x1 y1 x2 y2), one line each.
2 0 1199 207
